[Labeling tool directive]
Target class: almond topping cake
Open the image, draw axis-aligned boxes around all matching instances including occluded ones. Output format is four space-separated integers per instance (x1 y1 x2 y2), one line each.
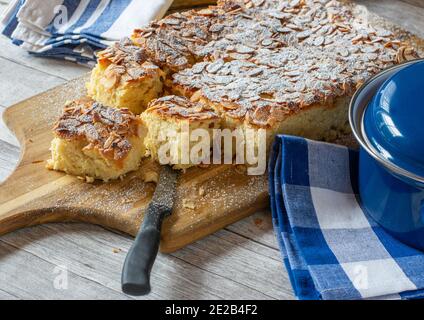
49 0 420 180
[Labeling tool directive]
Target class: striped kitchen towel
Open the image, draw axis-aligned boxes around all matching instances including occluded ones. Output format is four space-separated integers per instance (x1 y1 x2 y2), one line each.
269 135 424 300
0 0 172 66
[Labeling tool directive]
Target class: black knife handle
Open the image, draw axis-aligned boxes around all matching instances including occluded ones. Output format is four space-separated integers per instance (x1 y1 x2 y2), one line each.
121 205 167 296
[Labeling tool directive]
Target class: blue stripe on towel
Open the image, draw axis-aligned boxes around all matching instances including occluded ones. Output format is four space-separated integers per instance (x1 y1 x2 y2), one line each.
80 0 132 37
45 0 83 34
2 0 24 38
1 0 169 65
269 135 424 300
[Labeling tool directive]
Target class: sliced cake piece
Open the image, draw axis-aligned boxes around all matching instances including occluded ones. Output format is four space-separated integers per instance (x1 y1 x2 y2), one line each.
141 95 221 170
47 98 146 181
86 38 165 115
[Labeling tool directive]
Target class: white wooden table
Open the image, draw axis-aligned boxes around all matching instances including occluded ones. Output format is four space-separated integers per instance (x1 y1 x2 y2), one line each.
0 0 423 300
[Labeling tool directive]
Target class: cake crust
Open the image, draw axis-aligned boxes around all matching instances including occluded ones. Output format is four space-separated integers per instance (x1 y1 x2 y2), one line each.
95 38 162 89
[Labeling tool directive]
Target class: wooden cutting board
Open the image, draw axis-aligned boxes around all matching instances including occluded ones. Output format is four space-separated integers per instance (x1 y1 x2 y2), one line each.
1 1 423 254
0 75 269 253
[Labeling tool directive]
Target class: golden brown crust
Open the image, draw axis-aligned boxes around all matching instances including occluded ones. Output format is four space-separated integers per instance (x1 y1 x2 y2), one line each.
96 38 163 90
53 97 142 161
130 2 264 72
131 9 214 72
145 95 219 121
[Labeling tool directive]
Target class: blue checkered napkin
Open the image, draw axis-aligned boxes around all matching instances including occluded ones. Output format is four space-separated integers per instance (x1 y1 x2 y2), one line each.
269 135 424 300
0 0 172 66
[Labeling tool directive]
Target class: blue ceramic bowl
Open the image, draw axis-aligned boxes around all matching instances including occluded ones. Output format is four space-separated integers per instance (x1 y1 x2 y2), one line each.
350 59 424 250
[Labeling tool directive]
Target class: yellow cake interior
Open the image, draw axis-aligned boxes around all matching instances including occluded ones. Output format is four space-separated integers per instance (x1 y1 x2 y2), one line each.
141 96 221 169
86 38 165 115
87 61 164 115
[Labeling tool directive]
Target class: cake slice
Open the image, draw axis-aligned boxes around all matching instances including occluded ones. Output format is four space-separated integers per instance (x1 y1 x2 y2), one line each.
47 98 146 181
141 95 221 169
86 38 165 115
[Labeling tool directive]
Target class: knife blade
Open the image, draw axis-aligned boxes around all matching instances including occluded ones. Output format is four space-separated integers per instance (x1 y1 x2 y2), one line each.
121 165 178 296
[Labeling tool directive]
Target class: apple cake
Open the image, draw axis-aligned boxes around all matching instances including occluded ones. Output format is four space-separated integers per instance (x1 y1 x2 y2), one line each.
49 0 419 179
47 98 146 181
141 95 221 169
86 38 165 115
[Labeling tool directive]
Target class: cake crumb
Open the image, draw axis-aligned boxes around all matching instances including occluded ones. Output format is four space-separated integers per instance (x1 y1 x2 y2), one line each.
254 218 263 227
85 176 95 183
112 248 122 253
183 199 195 210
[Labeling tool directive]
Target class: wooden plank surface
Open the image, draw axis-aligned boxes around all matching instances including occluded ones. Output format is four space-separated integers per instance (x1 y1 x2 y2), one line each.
0 37 88 81
0 107 18 146
356 0 424 38
0 57 65 106
0 0 423 300
400 0 424 8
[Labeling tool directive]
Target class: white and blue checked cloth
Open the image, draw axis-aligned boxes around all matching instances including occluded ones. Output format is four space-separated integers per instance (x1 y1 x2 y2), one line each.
269 135 424 300
0 0 172 66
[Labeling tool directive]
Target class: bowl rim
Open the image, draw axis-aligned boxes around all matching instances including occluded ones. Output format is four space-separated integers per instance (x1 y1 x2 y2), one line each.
349 58 424 184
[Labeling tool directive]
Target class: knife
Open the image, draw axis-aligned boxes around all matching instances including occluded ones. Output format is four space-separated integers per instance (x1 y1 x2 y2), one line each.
121 165 178 296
